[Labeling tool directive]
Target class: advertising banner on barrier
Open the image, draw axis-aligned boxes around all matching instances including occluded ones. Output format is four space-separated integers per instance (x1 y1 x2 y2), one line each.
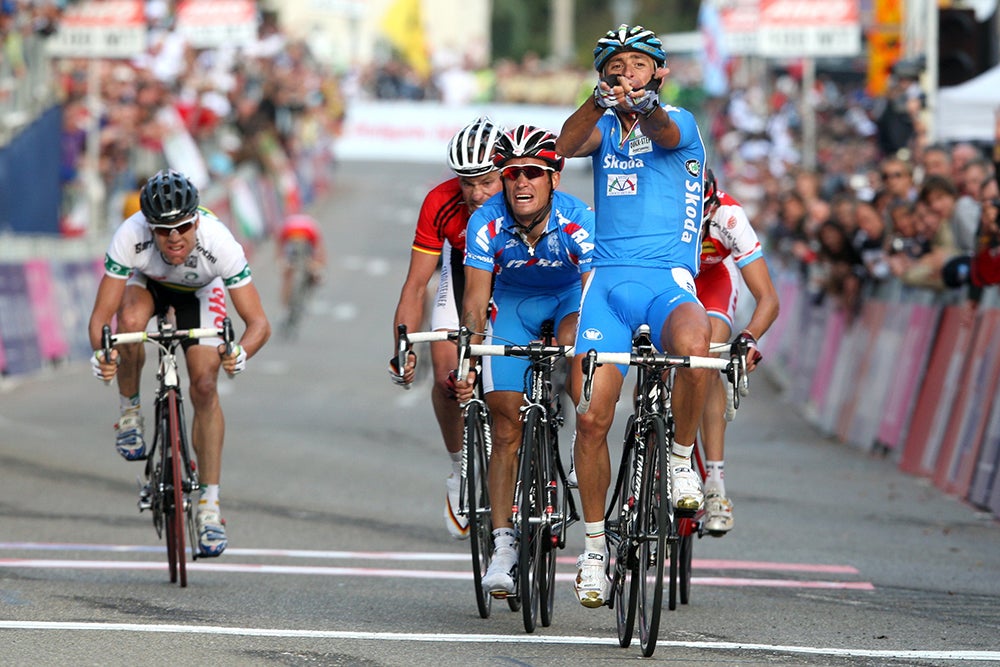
899 306 974 477
0 263 43 375
52 259 104 361
839 301 889 450
24 259 69 362
876 303 938 450
934 309 1000 497
810 307 847 431
335 102 580 165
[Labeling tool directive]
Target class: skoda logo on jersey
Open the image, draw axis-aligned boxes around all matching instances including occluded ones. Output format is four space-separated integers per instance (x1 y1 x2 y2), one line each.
184 272 199 282
685 160 701 178
582 328 604 341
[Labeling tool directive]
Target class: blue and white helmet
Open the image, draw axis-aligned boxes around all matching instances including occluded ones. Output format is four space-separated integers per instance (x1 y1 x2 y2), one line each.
593 24 667 73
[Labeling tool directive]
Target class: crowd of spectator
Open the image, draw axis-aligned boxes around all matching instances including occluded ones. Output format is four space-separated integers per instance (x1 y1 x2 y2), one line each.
3 3 344 235
704 65 1000 319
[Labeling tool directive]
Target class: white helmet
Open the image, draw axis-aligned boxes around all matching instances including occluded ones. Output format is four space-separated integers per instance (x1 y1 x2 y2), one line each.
447 117 503 178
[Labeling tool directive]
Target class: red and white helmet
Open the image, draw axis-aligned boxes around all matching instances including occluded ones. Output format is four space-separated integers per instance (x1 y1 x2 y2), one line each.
492 125 565 172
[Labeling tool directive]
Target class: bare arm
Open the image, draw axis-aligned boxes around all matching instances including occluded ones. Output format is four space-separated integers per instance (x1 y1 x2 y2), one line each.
227 282 271 358
739 258 780 349
556 98 605 158
88 275 127 350
392 249 441 344
461 265 493 343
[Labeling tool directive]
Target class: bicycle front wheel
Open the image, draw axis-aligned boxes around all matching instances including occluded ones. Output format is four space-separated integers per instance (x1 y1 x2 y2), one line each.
535 411 557 629
464 401 493 619
611 416 639 648
517 407 544 633
637 415 669 657
164 388 187 587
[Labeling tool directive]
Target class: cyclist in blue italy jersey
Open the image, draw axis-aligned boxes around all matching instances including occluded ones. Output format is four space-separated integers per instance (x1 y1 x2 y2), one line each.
455 125 595 598
555 23 713 608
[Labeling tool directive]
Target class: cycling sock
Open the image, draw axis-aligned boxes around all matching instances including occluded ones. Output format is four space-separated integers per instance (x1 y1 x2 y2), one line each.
119 394 140 413
705 460 726 496
493 527 516 550
199 484 220 507
671 442 694 469
584 520 606 555
449 450 462 477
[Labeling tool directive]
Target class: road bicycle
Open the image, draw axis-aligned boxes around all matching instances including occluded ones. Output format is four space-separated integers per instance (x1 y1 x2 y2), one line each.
578 325 734 657
457 322 579 633
395 325 501 619
102 315 234 587
281 241 317 339
676 339 751 608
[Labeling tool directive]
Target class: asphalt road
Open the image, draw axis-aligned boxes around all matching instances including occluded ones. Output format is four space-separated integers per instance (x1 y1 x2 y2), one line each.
1 160 998 666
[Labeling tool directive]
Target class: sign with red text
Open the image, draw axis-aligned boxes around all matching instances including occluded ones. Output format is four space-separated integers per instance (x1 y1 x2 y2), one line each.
176 0 257 49
46 0 145 58
757 0 861 57
719 0 760 56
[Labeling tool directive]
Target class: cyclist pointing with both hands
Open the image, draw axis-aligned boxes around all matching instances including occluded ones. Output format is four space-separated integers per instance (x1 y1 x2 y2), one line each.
455 125 594 598
88 169 270 557
556 24 712 608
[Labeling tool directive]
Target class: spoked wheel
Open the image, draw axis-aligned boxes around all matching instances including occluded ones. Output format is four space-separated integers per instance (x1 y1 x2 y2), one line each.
611 418 639 647
637 416 669 658
166 389 187 587
464 402 493 619
536 417 557 628
517 408 543 633
677 519 696 605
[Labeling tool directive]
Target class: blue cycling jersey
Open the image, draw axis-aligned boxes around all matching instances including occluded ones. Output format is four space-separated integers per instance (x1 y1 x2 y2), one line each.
590 105 706 274
465 189 595 292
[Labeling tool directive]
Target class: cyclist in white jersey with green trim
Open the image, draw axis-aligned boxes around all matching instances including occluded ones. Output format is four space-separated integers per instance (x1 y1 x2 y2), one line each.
88 169 271 557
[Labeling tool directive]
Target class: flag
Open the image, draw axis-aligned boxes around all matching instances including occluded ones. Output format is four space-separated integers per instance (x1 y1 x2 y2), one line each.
380 0 430 78
699 1 729 97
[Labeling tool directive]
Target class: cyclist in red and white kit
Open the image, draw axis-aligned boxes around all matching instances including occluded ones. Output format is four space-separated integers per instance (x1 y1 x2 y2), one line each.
389 117 504 539
696 169 779 534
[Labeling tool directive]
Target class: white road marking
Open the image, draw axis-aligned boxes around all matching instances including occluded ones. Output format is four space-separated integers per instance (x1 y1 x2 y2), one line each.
0 621 996 661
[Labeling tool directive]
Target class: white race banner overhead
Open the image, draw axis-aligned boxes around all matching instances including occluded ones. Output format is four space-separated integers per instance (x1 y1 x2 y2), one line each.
46 0 146 59
176 0 258 49
757 0 861 58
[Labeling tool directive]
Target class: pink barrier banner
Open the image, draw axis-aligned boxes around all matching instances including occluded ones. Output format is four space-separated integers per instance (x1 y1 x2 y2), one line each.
809 306 847 432
791 300 828 415
899 306 973 477
876 304 938 450
838 301 889 449
968 310 1000 515
0 321 6 371
761 273 802 371
24 259 70 361
935 309 1000 497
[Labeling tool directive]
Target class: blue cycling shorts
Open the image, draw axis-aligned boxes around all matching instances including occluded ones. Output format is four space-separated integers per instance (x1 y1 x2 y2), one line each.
482 286 582 394
574 265 701 376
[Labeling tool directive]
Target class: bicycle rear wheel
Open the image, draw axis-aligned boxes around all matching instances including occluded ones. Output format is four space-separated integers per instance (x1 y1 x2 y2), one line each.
611 417 639 648
517 408 544 633
678 525 694 605
464 402 492 619
637 415 668 657
165 389 187 588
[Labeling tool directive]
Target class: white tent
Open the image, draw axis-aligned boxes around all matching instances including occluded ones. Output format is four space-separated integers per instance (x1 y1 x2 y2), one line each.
935 64 1000 142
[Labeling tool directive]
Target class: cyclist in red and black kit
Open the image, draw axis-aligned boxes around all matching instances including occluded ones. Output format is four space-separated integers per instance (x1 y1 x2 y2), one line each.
389 117 504 539
696 169 779 534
